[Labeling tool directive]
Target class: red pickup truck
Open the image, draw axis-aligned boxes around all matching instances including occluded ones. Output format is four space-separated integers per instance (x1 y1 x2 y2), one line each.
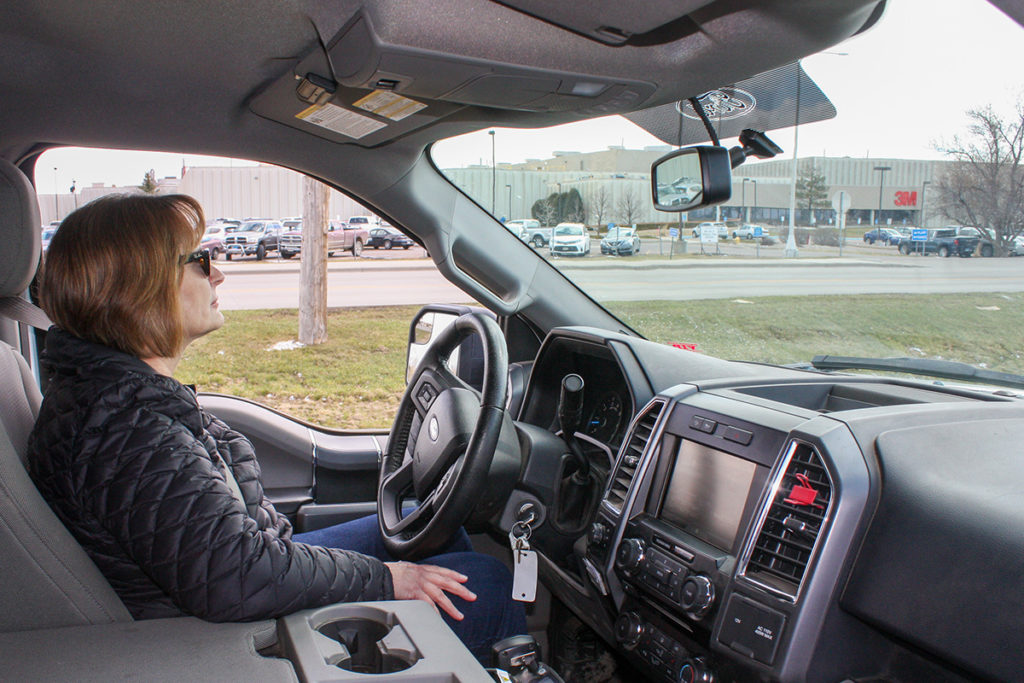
278 219 368 258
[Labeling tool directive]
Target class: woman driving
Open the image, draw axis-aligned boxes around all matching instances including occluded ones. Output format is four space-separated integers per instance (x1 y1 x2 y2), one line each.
27 193 525 661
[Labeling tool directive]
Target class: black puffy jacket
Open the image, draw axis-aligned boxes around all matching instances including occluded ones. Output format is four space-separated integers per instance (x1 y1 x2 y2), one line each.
28 328 393 621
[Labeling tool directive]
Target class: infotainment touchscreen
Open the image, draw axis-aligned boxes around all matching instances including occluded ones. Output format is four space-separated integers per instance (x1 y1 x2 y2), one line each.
659 439 758 551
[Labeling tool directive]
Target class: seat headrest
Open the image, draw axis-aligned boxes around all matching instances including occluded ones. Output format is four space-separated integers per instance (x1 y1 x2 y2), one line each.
0 159 41 298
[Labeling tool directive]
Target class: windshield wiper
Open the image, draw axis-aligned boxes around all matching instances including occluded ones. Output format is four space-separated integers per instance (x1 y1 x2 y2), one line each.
810 355 1024 391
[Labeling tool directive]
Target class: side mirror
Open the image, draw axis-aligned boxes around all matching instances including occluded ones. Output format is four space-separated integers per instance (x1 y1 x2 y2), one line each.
650 146 732 212
406 304 496 389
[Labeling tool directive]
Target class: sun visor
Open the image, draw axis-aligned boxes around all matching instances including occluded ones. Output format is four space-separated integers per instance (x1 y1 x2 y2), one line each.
624 62 836 146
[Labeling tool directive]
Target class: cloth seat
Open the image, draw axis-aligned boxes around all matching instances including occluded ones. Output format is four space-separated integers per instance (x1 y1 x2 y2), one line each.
0 157 132 632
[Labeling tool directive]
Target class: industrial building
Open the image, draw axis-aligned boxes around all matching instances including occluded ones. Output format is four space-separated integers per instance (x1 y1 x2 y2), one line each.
37 149 955 229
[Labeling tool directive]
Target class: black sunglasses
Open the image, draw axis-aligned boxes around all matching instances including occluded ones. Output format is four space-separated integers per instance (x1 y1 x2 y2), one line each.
182 248 212 277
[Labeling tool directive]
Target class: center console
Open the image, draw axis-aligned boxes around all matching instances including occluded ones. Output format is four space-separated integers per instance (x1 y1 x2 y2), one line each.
585 390 843 682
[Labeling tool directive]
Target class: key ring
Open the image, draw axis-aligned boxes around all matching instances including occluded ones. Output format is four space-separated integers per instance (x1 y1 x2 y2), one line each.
511 521 532 542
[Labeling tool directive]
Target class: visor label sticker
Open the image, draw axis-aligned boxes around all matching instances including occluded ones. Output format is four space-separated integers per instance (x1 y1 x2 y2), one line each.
295 102 387 139
353 90 427 121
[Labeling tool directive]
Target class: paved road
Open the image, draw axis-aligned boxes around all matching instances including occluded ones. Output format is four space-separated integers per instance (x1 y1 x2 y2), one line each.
215 250 1024 310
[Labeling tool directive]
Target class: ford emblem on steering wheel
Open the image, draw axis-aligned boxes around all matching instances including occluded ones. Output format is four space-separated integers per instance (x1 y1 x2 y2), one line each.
428 416 439 441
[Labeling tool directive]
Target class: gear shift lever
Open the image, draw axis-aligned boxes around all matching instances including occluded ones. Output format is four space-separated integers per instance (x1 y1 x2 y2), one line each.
491 636 565 683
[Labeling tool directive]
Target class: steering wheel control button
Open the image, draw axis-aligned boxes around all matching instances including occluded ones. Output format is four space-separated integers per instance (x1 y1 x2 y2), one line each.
416 383 437 410
718 595 786 665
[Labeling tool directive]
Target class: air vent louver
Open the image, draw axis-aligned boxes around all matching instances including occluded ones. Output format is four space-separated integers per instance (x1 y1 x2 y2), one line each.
604 401 663 514
744 442 832 600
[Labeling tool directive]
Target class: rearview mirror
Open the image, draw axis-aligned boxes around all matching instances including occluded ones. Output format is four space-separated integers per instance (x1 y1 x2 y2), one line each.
651 146 732 212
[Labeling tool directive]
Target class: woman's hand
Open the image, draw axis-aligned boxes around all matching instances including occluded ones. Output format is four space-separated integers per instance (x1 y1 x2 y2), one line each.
385 561 477 620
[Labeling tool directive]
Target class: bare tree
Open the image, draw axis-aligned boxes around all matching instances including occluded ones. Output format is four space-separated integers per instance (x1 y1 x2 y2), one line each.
935 103 1024 255
617 187 641 226
589 185 610 227
531 194 559 227
299 176 329 345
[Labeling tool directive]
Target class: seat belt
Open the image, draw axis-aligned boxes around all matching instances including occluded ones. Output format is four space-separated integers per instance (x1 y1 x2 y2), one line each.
0 296 52 331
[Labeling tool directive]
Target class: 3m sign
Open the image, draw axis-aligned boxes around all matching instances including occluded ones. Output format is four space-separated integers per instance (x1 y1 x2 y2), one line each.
894 191 917 207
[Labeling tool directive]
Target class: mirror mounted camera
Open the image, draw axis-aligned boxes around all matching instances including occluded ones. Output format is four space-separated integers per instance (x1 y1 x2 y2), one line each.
650 146 731 212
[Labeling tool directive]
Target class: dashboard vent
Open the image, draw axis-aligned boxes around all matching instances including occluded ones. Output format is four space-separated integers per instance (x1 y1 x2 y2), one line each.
742 441 833 600
605 400 664 514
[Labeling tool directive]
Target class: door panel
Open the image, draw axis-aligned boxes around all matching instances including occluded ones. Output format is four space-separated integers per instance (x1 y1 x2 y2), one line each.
198 394 386 530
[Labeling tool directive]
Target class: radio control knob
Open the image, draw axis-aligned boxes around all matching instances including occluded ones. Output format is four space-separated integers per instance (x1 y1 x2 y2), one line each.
614 611 644 650
679 575 715 617
615 538 645 575
589 522 609 547
678 657 715 683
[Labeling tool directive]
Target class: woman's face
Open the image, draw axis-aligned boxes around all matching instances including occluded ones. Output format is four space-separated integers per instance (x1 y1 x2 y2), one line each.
179 250 225 346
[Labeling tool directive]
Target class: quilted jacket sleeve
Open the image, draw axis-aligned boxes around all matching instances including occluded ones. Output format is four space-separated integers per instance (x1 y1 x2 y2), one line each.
84 404 394 622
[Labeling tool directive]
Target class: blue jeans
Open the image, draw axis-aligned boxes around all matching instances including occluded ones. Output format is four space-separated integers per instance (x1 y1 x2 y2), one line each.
294 514 526 662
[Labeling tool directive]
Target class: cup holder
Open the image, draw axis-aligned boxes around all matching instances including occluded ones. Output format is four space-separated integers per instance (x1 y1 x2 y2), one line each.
316 614 421 674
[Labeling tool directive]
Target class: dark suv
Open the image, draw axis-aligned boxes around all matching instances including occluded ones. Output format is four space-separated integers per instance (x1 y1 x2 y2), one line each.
223 219 283 260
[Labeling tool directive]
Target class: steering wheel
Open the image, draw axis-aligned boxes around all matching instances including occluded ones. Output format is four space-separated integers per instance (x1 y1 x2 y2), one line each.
378 312 508 560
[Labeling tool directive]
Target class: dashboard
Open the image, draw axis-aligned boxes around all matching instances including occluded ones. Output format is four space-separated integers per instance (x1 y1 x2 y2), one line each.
506 326 1024 683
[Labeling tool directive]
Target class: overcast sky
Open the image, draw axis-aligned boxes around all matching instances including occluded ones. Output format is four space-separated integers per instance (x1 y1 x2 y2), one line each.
36 0 1023 194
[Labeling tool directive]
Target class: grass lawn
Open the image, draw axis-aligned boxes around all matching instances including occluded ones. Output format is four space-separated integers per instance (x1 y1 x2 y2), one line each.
177 294 1024 430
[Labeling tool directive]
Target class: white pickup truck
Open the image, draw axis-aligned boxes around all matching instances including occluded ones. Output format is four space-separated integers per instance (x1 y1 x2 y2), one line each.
507 218 552 247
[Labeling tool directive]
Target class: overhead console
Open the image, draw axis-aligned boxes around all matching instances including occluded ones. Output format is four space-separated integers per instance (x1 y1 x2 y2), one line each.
250 10 655 147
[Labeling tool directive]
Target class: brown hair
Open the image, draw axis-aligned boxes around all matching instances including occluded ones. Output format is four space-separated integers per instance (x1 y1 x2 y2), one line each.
41 193 206 358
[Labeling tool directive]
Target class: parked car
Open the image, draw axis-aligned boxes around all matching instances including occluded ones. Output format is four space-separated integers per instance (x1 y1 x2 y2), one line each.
1011 235 1024 256
222 219 283 260
278 221 350 258
898 227 979 257
600 225 640 255
549 222 590 256
692 221 729 239
40 226 57 251
367 226 414 249
509 219 552 248
733 224 770 240
201 223 233 259
862 227 901 245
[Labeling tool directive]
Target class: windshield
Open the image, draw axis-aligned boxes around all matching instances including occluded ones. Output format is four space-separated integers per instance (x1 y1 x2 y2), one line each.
240 222 264 232
431 0 1024 380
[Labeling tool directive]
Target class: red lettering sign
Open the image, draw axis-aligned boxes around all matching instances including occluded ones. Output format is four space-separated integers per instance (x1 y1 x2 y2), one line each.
894 191 917 207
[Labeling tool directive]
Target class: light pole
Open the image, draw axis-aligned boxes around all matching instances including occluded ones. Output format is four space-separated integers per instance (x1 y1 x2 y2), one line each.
71 179 78 209
741 178 750 223
505 184 512 219
785 63 802 258
874 166 891 225
488 130 496 215
920 180 931 227
752 180 757 221
53 167 59 221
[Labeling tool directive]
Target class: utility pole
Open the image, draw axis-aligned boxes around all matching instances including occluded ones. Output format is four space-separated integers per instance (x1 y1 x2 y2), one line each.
299 176 329 345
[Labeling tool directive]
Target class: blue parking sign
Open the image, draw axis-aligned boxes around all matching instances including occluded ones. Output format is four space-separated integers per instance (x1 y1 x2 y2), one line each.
911 229 927 241
669 227 679 238
754 226 763 237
